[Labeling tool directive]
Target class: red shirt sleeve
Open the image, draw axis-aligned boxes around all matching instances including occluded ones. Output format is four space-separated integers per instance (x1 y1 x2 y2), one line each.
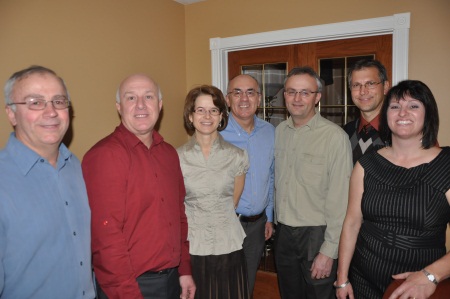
82 145 143 299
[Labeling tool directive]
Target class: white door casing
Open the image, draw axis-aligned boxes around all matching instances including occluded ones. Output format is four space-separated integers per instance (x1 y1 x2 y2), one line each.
210 13 410 92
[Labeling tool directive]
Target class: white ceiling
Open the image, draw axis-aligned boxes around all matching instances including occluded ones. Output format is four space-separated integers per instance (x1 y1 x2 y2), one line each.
174 0 205 5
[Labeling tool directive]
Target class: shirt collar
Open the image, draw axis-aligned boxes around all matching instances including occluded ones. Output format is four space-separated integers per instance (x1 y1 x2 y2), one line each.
228 113 260 136
185 132 226 151
358 114 380 133
286 112 319 130
7 132 72 175
117 122 164 148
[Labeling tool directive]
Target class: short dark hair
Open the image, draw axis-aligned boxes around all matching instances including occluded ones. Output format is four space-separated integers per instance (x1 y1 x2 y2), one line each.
347 59 388 86
183 85 229 135
379 80 439 149
4 65 69 109
285 66 322 92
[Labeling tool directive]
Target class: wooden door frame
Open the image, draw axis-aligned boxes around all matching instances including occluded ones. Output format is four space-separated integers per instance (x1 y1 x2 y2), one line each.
210 13 410 92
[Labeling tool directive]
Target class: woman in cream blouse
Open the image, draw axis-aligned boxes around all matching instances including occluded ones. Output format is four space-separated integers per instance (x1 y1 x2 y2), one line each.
177 85 249 299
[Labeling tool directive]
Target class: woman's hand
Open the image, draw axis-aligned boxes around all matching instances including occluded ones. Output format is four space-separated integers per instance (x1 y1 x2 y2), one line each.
335 280 354 299
387 271 436 299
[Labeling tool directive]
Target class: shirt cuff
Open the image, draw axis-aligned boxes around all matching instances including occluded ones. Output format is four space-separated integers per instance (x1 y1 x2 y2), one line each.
320 240 338 259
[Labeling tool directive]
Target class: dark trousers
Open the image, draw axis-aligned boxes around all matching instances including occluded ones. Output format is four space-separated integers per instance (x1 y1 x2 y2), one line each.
274 223 337 299
95 268 180 299
240 214 267 295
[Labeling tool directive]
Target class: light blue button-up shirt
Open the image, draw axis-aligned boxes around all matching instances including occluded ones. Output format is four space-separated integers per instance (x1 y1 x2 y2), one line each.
221 114 275 222
0 133 95 299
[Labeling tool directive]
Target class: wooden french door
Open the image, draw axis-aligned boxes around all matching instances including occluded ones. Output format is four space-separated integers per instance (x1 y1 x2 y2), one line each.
227 35 392 277
228 35 392 127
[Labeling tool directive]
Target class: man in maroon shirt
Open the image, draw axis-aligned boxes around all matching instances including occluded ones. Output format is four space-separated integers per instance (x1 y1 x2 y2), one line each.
82 74 195 299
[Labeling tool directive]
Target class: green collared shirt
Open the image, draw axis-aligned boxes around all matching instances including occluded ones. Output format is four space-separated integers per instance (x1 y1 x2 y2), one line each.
275 113 353 258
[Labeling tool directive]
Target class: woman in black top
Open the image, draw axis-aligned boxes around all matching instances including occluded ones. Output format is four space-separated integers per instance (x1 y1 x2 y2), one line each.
336 80 450 299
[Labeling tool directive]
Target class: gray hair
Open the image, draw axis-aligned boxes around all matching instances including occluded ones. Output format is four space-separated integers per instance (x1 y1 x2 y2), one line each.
285 66 323 92
4 65 69 111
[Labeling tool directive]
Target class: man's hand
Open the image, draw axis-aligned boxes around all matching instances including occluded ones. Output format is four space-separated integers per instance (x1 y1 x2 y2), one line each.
179 275 196 299
265 222 274 240
310 253 333 280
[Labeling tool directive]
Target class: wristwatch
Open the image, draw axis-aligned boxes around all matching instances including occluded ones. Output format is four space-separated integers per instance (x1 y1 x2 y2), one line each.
422 269 438 285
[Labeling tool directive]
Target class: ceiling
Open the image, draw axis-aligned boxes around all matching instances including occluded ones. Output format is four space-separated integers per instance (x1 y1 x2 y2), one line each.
174 0 205 5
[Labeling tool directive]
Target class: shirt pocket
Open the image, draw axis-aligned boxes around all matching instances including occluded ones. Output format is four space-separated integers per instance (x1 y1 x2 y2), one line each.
295 153 324 187
274 148 286 185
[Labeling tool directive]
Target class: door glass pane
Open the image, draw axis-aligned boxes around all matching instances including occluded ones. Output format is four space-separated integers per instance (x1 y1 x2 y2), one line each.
319 55 374 127
242 63 287 127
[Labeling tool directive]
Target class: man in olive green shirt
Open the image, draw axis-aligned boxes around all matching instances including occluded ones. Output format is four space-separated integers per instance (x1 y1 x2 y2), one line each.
274 66 352 299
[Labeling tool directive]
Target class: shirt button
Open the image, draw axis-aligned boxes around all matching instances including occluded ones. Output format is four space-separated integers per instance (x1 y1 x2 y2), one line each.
40 159 45 163
73 231 77 236
65 201 69 206
80 261 83 266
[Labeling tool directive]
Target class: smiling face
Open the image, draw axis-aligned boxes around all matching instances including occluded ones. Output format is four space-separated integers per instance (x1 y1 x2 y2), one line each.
116 74 162 145
350 67 389 121
189 94 222 137
226 75 261 124
6 72 69 155
284 74 321 127
387 95 425 141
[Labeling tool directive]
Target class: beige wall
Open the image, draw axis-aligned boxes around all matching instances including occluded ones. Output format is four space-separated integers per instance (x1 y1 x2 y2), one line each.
0 0 187 156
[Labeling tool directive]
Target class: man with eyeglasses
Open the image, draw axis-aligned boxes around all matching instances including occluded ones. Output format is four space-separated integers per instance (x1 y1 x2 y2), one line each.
82 74 195 299
344 59 390 164
220 74 275 295
0 65 95 298
274 66 352 299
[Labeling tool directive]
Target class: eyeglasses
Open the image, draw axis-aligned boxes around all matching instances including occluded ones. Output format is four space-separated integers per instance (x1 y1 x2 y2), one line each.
8 96 70 111
193 107 221 116
227 89 259 99
350 81 383 91
284 90 319 98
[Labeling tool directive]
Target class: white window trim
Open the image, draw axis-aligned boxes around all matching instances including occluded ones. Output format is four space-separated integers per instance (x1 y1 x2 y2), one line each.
210 13 410 91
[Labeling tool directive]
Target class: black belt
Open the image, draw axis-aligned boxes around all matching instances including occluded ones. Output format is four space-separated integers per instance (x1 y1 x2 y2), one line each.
362 221 445 250
140 267 174 277
237 211 265 223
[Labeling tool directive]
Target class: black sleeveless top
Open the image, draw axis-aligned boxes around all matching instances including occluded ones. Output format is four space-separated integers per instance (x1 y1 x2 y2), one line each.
349 147 450 298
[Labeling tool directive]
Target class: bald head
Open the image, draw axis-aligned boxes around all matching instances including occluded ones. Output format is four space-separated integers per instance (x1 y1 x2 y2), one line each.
116 74 162 103
227 74 260 94
226 74 261 125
